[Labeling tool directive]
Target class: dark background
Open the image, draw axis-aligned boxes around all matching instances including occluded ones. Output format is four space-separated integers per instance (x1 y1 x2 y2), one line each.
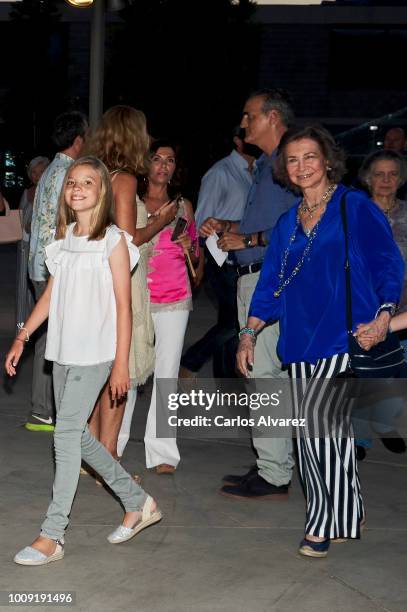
1 0 407 204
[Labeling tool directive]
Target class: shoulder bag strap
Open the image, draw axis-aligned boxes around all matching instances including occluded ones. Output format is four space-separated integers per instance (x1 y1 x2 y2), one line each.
339 190 353 334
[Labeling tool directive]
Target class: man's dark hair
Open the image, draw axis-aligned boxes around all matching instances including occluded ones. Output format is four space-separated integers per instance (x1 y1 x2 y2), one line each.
249 88 295 128
52 111 88 151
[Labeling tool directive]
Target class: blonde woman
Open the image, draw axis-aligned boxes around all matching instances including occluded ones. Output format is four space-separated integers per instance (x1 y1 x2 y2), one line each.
84 106 179 465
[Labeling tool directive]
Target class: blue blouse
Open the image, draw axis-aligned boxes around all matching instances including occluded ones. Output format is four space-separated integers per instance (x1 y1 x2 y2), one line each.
249 184 405 365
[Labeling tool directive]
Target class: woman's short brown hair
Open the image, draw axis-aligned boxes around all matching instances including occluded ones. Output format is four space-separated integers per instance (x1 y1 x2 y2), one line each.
273 125 347 191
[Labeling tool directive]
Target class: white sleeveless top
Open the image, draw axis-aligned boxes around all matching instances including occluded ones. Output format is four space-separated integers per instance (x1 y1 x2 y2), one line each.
44 223 139 366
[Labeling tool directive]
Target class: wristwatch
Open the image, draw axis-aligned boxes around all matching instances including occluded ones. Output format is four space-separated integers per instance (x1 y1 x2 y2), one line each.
243 234 254 248
375 303 397 318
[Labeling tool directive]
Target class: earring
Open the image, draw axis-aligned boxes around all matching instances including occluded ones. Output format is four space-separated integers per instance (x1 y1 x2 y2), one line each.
327 165 332 171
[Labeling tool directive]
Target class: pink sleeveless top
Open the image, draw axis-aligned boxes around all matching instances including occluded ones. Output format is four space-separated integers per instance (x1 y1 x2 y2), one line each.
147 198 199 312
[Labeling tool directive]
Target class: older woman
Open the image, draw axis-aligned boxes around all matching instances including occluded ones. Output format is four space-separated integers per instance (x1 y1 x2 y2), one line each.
351 150 407 457
237 126 404 558
16 156 50 325
359 150 407 310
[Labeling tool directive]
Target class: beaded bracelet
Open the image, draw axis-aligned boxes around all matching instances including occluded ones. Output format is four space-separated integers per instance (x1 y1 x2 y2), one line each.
238 327 257 343
375 303 397 319
16 322 30 342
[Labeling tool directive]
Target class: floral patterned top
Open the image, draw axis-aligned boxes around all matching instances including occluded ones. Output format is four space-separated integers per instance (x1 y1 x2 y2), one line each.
28 153 73 282
387 199 407 311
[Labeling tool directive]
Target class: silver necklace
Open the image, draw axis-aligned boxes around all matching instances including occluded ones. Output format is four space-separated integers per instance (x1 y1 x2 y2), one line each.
299 184 336 219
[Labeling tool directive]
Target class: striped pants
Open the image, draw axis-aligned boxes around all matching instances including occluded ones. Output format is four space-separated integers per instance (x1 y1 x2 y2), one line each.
290 354 364 539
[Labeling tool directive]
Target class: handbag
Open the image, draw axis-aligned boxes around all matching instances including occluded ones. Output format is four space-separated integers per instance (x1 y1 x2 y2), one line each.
340 192 406 379
0 198 23 244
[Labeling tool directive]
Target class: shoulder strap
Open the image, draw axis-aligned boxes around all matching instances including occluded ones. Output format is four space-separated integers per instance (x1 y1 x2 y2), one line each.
339 190 353 333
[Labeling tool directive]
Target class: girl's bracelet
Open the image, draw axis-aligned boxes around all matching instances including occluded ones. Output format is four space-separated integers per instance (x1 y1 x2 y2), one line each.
16 322 30 342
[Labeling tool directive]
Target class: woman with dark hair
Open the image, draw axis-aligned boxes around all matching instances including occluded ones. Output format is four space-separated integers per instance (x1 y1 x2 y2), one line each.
352 150 407 457
140 138 199 474
236 125 404 557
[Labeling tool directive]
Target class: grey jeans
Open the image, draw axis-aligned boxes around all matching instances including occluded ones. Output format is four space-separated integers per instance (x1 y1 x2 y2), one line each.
237 271 294 486
41 361 147 541
31 280 55 420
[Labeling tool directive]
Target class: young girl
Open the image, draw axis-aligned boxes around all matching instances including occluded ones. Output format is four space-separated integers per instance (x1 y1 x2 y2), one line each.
5 156 162 566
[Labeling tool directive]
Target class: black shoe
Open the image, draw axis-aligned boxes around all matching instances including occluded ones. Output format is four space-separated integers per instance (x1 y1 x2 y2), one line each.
379 431 406 454
222 465 257 487
25 413 55 432
356 445 367 461
219 474 289 500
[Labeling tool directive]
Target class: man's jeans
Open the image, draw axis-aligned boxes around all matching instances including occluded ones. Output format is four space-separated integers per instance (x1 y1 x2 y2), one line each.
181 255 239 377
237 271 294 486
31 280 55 420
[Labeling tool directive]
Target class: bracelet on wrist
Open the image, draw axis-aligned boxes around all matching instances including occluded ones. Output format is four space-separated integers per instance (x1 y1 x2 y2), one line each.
239 327 257 344
375 303 397 318
16 322 30 342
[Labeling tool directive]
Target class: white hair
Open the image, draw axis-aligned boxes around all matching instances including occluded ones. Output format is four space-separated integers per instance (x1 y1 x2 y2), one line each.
27 156 50 180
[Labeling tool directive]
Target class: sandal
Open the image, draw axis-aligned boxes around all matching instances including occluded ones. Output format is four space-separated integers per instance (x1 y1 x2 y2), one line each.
298 537 330 558
331 518 366 544
155 464 176 475
14 538 64 566
107 496 162 544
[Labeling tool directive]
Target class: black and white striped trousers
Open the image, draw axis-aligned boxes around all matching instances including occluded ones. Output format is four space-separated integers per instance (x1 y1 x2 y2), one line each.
290 353 364 539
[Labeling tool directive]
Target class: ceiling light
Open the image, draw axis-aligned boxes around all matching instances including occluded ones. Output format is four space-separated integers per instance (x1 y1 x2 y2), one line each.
66 0 94 8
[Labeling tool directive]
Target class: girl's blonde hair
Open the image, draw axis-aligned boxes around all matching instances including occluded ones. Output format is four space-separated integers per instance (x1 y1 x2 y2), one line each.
84 105 150 175
55 156 115 241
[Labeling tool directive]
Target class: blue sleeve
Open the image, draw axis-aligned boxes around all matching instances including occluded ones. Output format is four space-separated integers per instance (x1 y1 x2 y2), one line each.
351 195 404 304
194 167 226 229
248 220 284 322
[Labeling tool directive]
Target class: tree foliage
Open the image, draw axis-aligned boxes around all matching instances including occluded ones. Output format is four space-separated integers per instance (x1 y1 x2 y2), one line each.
1 0 70 154
105 0 261 189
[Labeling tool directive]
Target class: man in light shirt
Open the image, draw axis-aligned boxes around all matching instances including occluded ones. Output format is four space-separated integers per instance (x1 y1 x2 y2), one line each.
180 128 256 378
26 111 88 432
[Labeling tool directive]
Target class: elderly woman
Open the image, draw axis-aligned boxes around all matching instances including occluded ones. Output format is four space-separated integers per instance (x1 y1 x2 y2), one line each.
353 150 407 457
236 125 404 558
359 150 407 310
16 156 49 324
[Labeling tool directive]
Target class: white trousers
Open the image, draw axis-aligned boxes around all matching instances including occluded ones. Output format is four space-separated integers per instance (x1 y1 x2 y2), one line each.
144 309 190 468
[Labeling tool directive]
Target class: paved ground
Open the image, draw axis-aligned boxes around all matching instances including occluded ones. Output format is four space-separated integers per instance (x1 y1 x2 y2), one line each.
0 243 406 612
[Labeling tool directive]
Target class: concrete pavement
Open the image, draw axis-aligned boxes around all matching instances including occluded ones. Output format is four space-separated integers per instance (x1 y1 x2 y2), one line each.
0 243 406 612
